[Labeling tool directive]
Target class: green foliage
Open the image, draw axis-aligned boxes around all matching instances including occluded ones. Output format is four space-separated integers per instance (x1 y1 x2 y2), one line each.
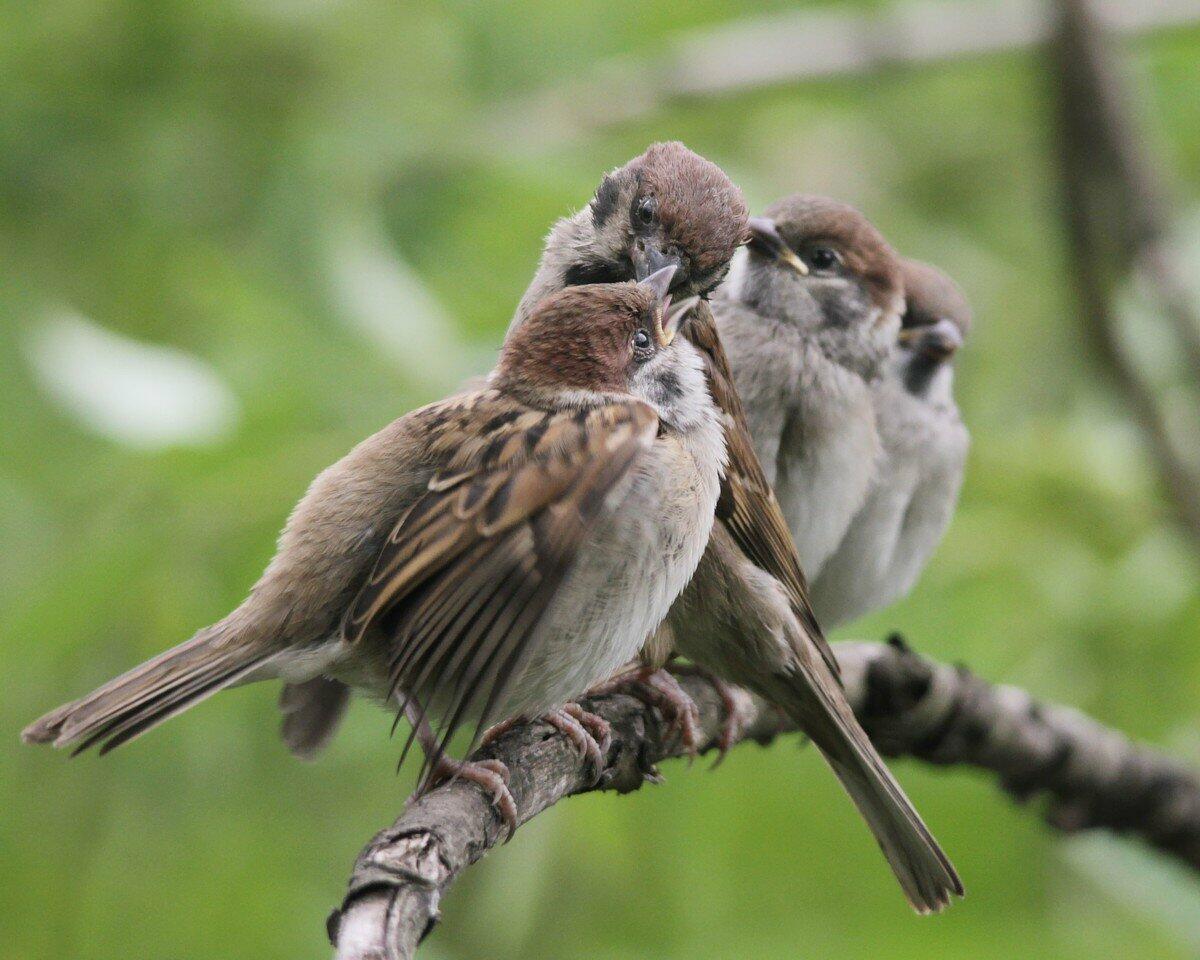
3 2 1199 957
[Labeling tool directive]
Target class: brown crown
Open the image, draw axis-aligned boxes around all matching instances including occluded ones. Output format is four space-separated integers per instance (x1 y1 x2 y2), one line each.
899 258 972 334
764 194 903 312
498 284 655 395
632 142 750 278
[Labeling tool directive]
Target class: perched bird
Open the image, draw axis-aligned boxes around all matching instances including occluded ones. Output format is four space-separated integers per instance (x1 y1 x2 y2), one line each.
810 260 970 626
276 140 752 752
24 274 724 828
715 196 905 579
511 148 960 912
514 141 748 322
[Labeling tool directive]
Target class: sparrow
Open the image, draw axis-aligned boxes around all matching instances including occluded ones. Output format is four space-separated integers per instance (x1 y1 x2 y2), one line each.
510 150 960 911
275 141 752 754
810 259 970 626
23 273 725 829
714 195 905 579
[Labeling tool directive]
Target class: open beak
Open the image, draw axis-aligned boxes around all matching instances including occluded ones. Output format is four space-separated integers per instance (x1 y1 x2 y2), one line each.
640 264 676 302
747 216 808 275
658 295 699 347
639 266 691 347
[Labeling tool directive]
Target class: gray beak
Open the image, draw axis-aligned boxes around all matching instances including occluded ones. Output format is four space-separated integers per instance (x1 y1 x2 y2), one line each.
899 317 963 361
639 264 677 303
747 216 808 275
632 239 683 285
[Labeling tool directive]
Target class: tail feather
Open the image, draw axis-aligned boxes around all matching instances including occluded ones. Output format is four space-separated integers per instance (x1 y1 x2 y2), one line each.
823 742 962 913
782 658 963 914
22 629 268 755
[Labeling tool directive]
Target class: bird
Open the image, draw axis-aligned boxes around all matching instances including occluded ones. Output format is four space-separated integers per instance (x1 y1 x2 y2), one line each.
507 149 961 912
274 140 753 754
810 259 970 627
714 195 905 580
23 272 725 831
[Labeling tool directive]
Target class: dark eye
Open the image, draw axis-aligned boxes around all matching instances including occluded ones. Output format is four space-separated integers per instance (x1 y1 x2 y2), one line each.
633 329 652 350
636 197 657 225
808 246 840 271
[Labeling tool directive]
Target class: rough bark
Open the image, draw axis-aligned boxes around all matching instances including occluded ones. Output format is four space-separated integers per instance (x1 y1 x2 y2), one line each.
329 637 1200 960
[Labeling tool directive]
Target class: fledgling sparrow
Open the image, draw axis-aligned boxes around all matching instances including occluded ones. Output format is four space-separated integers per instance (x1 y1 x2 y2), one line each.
512 150 960 912
24 273 724 828
276 141 753 754
811 259 970 626
715 195 905 579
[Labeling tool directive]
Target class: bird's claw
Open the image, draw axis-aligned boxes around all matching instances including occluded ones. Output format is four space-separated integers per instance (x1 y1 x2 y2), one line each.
545 702 612 784
668 663 746 767
427 755 518 839
590 667 701 757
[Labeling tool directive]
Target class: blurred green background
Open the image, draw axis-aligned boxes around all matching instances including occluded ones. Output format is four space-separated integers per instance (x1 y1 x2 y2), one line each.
4 1 1200 958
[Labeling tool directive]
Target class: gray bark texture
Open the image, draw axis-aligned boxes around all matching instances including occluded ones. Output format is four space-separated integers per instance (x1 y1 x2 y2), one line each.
328 637 1200 960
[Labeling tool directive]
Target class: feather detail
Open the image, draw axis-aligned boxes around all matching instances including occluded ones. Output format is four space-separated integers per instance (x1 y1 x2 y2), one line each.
342 396 659 783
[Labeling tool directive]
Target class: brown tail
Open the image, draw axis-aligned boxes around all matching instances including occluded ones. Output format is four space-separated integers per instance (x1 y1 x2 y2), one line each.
780 656 963 914
21 627 268 755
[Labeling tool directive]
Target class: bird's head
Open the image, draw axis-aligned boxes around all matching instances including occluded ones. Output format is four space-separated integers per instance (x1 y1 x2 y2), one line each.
567 141 750 299
497 267 707 427
898 258 972 336
894 260 970 397
741 195 904 379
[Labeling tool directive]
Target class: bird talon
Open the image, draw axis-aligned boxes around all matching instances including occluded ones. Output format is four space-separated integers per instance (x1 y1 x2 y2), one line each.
544 704 610 784
589 667 700 757
428 756 518 838
668 663 745 767
644 670 702 756
565 704 611 752
479 715 525 748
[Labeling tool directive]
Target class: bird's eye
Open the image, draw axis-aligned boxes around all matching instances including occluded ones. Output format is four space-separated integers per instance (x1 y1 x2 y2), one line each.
633 329 652 350
636 197 657 225
808 246 840 271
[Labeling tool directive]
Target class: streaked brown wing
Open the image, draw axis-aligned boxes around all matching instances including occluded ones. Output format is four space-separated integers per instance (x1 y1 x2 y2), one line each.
684 302 838 679
343 394 659 771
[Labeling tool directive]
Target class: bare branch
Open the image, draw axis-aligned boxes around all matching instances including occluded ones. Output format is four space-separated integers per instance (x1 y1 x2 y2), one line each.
329 638 1200 960
1048 0 1200 547
489 0 1200 145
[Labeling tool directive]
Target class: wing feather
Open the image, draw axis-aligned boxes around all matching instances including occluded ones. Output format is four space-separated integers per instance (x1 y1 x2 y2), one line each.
684 302 838 678
343 395 659 779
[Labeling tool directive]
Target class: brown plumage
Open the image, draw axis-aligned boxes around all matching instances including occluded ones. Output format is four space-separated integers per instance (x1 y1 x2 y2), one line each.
673 298 963 914
23 280 726 817
511 149 961 913
763 194 904 318
630 142 751 283
900 257 973 335
682 300 833 675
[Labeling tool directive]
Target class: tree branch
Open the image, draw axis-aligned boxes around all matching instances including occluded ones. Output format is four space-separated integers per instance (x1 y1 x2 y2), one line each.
328 637 1200 960
487 0 1200 146
1048 0 1200 549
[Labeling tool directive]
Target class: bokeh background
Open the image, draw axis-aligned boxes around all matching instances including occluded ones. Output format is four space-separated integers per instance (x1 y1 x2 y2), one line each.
4 1 1200 958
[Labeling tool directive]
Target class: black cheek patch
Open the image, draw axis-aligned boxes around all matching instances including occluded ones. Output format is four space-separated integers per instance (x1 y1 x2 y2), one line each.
563 257 629 287
591 176 621 228
656 369 682 403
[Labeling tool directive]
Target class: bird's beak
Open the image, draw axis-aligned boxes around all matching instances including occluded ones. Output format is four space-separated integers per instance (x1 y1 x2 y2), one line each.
639 266 689 347
658 295 700 347
902 318 962 360
631 238 684 286
747 216 808 275
640 264 677 302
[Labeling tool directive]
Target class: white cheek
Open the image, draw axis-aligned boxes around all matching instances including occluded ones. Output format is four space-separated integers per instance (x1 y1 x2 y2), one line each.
721 247 749 299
